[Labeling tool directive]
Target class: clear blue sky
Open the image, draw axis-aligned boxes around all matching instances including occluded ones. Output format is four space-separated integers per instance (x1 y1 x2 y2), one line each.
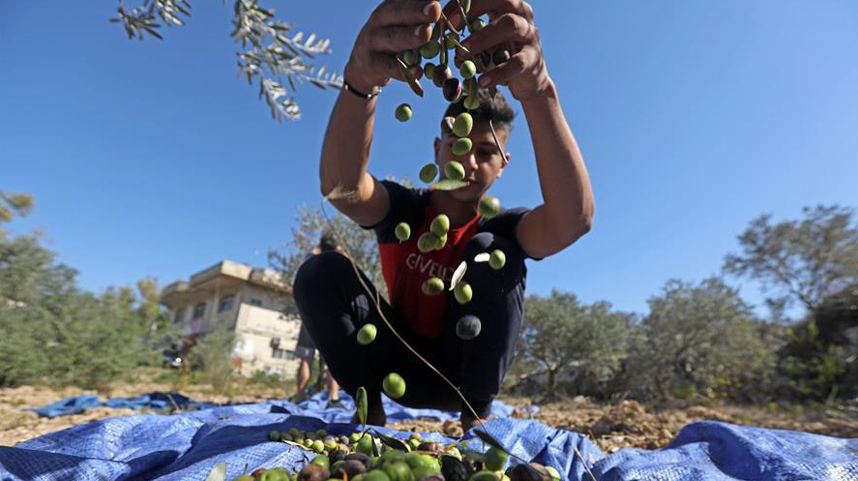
2 1 857 319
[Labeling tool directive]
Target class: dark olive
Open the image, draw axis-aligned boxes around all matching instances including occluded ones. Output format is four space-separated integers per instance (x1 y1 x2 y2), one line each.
493 49 510 66
299 462 330 481
443 78 463 102
416 441 443 453
432 65 453 87
334 459 368 479
440 455 469 481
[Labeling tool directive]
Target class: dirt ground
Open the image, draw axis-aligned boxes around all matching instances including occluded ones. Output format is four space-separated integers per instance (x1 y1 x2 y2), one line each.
2 374 856 453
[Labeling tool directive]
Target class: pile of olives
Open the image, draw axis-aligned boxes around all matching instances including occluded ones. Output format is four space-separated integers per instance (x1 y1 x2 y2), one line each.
235 431 562 481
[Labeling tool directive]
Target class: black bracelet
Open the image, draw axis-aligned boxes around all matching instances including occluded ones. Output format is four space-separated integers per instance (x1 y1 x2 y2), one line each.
343 80 380 100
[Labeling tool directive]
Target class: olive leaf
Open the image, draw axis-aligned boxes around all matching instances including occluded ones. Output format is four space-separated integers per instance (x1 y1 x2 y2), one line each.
474 430 509 455
356 386 368 432
204 460 227 481
372 430 409 451
396 57 424 97
474 253 490 263
450 261 467 291
430 179 469 191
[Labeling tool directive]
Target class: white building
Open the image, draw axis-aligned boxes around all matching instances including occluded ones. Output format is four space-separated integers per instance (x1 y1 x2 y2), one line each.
161 260 301 377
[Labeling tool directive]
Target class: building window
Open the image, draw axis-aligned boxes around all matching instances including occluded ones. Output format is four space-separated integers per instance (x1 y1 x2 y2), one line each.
218 295 235 313
173 308 185 324
192 302 206 319
249 298 263 307
271 347 293 360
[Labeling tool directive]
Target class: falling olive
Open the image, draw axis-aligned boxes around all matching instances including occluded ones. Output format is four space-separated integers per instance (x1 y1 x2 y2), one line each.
452 112 473 138
418 232 439 253
478 196 500 218
459 60 476 79
383 372 406 399
454 282 472 304
395 222 411 242
357 324 377 345
444 161 466 181
430 214 450 237
452 138 473 156
489 249 506 270
422 277 445 295
464 95 481 110
419 163 438 184
395 104 412 122
456 315 482 340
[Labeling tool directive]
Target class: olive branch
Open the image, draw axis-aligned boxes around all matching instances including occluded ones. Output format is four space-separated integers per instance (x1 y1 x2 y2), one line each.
110 0 343 123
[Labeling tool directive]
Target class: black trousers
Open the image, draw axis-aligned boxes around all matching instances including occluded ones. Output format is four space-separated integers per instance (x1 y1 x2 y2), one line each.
292 232 526 417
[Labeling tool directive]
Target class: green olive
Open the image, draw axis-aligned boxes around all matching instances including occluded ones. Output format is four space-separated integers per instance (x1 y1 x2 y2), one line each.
365 470 392 481
417 232 438 253
383 372 406 399
464 95 481 110
483 448 508 471
470 471 500 481
420 41 441 59
357 324 377 345
269 430 280 442
544 467 560 481
459 60 476 79
444 161 466 181
423 63 437 80
395 222 411 242
435 233 447 250
452 112 473 138
444 32 460 50
419 163 438 183
478 196 500 218
395 104 412 122
402 49 419 68
454 282 472 304
421 277 445 296
452 138 473 156
313 454 332 470
469 18 486 32
489 249 506 270
430 214 450 236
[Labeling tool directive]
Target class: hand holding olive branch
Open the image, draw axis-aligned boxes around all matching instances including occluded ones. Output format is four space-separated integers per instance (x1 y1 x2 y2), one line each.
446 0 551 102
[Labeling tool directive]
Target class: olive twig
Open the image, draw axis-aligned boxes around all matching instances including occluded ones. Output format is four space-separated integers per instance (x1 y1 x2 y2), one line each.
439 11 461 36
488 119 504 157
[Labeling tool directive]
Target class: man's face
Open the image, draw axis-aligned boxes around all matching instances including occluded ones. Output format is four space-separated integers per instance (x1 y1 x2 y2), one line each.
433 119 511 203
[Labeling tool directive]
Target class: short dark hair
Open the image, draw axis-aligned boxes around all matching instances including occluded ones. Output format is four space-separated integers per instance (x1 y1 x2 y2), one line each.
443 88 515 134
319 230 338 252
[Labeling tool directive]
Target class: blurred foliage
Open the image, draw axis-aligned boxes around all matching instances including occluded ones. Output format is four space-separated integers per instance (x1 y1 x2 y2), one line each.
187 325 238 395
514 291 634 398
269 203 386 316
109 0 342 123
0 190 34 238
0 234 168 390
724 204 858 314
620 277 779 403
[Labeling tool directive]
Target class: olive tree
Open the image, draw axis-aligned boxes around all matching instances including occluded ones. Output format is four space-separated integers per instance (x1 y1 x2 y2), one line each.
110 0 342 123
0 190 34 238
621 277 779 402
515 290 634 397
723 204 858 316
268 203 386 316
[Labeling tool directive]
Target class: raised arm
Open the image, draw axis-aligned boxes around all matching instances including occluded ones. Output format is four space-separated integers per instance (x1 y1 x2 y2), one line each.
320 0 442 227
450 0 595 259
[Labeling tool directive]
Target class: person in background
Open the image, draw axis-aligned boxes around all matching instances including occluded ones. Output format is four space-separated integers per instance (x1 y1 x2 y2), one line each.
292 231 345 409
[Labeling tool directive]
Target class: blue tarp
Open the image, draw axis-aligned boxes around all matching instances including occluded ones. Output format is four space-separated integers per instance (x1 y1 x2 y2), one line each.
1 392 856 481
